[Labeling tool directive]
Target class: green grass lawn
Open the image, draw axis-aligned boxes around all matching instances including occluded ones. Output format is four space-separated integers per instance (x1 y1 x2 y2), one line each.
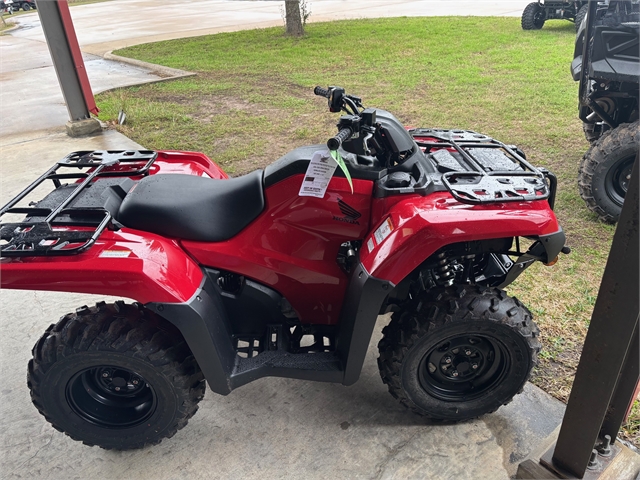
96 16 636 442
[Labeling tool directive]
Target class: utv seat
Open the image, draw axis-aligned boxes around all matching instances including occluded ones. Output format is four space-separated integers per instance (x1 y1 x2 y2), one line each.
118 170 264 242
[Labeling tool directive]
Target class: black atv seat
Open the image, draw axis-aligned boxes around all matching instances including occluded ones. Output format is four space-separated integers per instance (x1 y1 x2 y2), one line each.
117 170 265 242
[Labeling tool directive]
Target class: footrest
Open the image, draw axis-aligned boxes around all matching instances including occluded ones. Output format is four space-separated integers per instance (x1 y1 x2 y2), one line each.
234 351 343 376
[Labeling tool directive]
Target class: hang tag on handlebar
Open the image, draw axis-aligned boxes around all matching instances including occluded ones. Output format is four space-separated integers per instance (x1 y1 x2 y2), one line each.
330 150 353 194
299 151 338 198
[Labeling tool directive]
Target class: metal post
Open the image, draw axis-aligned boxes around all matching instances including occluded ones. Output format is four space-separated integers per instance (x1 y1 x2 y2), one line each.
600 322 640 443
35 0 100 136
550 157 639 478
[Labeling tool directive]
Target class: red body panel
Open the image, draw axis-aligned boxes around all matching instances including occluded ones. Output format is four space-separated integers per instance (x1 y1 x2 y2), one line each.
1 229 203 304
0 151 223 303
1 149 562 326
149 150 228 179
362 193 559 285
182 174 374 325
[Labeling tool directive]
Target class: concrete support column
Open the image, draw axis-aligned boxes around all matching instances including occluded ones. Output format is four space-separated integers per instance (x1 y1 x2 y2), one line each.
35 0 101 136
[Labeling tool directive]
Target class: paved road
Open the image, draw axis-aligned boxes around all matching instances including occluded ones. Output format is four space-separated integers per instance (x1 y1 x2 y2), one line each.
0 2 567 479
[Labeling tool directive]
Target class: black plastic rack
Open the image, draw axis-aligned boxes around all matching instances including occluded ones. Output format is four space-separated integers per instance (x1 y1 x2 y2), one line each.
410 128 553 205
0 150 157 257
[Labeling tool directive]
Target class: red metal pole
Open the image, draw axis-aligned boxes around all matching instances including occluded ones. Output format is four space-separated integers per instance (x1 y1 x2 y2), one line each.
56 0 98 114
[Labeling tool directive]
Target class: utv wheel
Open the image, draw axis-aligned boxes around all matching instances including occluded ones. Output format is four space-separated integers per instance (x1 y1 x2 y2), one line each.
377 286 540 421
522 2 545 30
578 121 639 224
27 302 205 450
583 122 605 144
22 2 30 10
575 5 588 32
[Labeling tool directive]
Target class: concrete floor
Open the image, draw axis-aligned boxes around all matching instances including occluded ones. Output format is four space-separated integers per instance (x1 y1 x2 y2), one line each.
0 132 566 480
0 36 163 139
1 1 570 478
0 289 565 480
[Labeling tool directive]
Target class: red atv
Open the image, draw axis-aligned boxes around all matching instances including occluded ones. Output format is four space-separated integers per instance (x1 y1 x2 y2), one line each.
0 87 567 450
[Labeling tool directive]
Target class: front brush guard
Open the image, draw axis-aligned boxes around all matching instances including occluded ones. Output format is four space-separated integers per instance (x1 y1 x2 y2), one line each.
498 229 567 289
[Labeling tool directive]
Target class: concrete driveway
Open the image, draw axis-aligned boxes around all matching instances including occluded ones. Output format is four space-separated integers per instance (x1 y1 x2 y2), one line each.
0 35 165 140
0 1 567 479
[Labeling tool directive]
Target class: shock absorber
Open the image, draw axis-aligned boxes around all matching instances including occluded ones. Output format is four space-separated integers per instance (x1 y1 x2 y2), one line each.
217 272 244 294
436 252 455 286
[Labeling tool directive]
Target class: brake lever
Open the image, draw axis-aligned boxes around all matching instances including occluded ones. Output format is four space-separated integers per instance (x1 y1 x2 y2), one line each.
362 132 373 156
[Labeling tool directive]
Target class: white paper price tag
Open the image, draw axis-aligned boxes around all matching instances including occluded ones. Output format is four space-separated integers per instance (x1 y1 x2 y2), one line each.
298 150 337 198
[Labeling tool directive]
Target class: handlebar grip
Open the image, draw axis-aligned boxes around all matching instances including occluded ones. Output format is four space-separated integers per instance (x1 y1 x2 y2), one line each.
327 127 353 151
314 86 331 98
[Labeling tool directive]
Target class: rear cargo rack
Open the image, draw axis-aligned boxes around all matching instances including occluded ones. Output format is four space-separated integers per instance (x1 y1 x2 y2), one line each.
0 150 157 257
410 129 551 205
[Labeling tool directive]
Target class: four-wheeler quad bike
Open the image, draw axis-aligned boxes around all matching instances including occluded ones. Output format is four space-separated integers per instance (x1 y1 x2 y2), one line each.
572 0 639 223
0 86 568 450
522 1 589 30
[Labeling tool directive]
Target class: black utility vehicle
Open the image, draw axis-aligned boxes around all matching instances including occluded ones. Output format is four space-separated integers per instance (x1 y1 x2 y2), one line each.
572 0 639 223
522 1 589 30
3 0 36 12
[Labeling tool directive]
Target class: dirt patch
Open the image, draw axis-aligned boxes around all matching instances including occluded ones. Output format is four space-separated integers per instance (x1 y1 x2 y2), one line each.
191 96 280 124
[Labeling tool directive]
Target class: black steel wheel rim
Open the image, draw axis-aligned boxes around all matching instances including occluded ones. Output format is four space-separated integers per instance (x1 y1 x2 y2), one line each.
418 334 510 402
66 365 157 428
534 8 545 27
605 155 634 206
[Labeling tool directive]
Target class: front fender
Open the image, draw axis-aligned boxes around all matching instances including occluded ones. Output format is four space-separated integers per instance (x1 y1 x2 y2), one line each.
361 193 561 285
0 228 203 304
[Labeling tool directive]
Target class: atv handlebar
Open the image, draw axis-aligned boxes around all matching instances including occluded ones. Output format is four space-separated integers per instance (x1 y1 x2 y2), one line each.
316 86 362 151
327 127 354 151
314 86 331 98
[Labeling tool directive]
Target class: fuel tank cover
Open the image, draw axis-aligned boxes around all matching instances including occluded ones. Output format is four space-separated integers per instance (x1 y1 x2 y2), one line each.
385 172 412 188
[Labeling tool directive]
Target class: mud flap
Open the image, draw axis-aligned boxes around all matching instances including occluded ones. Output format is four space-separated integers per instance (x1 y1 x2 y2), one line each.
148 263 394 393
146 275 237 395
336 262 394 386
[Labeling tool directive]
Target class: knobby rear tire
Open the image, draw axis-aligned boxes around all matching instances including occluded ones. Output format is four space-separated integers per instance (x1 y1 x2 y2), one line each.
578 120 639 224
522 2 545 30
27 301 205 450
575 5 588 32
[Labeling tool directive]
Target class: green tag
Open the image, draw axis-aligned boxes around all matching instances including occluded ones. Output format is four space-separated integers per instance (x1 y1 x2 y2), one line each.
330 149 353 193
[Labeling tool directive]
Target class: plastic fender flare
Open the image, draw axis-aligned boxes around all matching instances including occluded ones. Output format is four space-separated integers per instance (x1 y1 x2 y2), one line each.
361 194 562 285
146 274 236 395
539 228 567 263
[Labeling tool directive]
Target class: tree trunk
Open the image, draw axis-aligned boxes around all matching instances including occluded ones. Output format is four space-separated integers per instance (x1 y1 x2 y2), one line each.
285 0 303 36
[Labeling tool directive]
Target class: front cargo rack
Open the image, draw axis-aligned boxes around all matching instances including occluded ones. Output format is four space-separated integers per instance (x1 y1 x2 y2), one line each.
410 129 553 205
0 150 157 257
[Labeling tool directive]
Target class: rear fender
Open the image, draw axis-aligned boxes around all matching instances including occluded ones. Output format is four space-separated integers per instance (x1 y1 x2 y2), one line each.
0 228 203 304
153 150 228 179
0 228 236 393
362 192 562 285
